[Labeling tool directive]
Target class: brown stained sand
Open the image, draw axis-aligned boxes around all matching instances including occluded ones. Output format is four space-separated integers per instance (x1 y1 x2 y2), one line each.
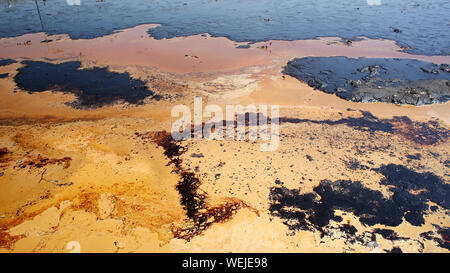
135 131 258 241
0 119 186 251
0 25 449 252
239 75 450 124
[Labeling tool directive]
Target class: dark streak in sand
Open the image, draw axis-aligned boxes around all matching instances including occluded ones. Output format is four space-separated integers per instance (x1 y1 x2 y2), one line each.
135 131 254 241
179 110 448 147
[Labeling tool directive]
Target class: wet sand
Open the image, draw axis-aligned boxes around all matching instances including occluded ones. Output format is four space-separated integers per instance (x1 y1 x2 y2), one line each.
0 24 448 253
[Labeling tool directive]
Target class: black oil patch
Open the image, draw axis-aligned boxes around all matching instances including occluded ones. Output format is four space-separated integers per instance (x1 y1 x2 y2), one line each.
375 164 450 210
14 61 159 108
342 158 370 171
280 110 449 145
0 59 16 67
269 164 449 232
420 227 450 250
436 228 450 250
1 0 449 56
283 57 450 105
406 153 422 160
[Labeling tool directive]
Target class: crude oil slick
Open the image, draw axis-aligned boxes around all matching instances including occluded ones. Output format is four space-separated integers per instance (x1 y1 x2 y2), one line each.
283 57 450 105
0 0 449 254
14 61 159 108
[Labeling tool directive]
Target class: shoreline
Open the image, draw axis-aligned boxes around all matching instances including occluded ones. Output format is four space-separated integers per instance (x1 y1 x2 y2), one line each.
0 24 449 123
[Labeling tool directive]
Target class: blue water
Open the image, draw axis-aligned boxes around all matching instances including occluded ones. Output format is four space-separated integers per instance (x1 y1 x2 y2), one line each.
0 0 449 56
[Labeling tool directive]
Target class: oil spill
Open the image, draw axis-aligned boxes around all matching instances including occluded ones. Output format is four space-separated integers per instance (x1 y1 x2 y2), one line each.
0 59 16 67
184 111 447 146
0 231 25 250
319 223 376 246
2 0 448 55
0 148 8 161
269 164 449 240
387 247 403 253
420 227 450 250
436 228 450 250
342 158 370 171
0 147 11 168
14 61 160 108
192 112 274 140
283 57 450 105
373 228 408 241
143 131 187 160
16 155 72 170
280 111 449 145
375 164 449 210
135 131 253 241
390 117 449 145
